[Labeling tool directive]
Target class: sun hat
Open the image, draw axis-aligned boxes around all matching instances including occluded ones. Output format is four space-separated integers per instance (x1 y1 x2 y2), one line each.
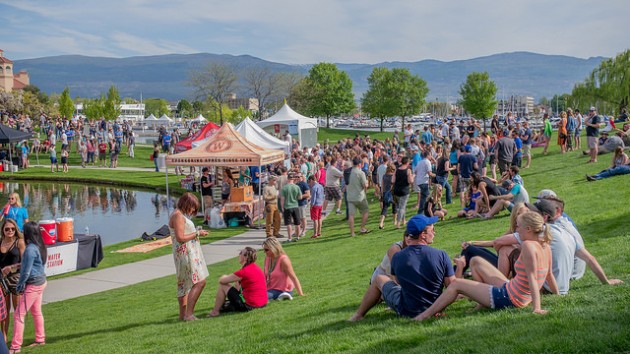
534 189 557 199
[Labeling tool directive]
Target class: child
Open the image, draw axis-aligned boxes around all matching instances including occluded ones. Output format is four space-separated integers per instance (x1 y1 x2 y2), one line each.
49 145 59 173
307 175 324 238
60 147 69 173
457 184 479 218
424 184 448 220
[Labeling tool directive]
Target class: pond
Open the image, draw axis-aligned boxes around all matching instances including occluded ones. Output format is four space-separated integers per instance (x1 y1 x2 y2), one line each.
0 181 174 246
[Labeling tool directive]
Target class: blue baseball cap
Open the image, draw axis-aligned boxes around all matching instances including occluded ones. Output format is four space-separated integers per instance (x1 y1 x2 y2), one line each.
406 215 439 237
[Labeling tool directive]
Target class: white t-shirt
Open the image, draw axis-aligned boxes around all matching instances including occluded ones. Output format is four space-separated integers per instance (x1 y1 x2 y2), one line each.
413 159 432 185
544 222 583 295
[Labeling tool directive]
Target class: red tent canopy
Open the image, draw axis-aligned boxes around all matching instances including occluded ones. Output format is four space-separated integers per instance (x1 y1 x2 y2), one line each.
174 122 220 152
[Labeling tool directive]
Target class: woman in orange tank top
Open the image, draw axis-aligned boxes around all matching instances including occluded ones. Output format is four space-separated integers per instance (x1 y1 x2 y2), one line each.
414 211 558 321
262 238 304 301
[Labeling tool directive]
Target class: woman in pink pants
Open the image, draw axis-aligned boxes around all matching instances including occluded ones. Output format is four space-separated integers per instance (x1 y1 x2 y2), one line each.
10 221 47 354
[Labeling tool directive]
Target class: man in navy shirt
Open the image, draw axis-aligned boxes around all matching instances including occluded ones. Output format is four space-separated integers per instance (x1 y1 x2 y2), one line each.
521 121 533 168
511 130 523 167
349 215 455 321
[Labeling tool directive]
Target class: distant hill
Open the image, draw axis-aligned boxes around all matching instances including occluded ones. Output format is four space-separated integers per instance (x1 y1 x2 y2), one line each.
13 51 605 102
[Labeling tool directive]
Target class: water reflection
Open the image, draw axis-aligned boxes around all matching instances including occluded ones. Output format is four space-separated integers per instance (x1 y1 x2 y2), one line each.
0 181 174 246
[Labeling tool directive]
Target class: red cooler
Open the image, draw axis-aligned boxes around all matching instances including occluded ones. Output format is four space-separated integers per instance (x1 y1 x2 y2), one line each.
40 220 57 245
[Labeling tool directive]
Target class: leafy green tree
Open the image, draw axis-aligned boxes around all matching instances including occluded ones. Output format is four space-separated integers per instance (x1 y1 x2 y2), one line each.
189 63 237 125
177 99 192 118
83 95 106 119
287 78 315 115
228 106 250 125
144 98 170 117
361 68 396 132
302 63 355 128
459 72 498 130
58 87 75 119
192 100 205 115
23 85 49 106
103 85 121 120
20 91 43 118
390 68 428 128
570 49 630 114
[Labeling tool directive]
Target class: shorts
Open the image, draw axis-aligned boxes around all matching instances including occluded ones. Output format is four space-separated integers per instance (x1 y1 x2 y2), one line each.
223 287 254 312
50 157 57 164
348 198 369 216
283 207 301 226
450 163 458 176
267 289 292 301
459 177 472 192
324 186 342 201
488 154 496 165
381 281 403 316
99 152 106 160
522 144 531 157
310 205 322 221
490 283 515 310
299 205 308 219
61 157 68 164
587 136 598 149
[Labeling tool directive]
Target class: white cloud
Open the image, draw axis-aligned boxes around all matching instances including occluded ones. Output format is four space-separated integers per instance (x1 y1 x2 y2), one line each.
1 0 628 63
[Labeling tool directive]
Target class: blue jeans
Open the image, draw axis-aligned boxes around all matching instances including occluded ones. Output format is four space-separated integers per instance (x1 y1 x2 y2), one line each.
593 165 630 180
417 183 430 215
154 158 159 172
436 175 452 204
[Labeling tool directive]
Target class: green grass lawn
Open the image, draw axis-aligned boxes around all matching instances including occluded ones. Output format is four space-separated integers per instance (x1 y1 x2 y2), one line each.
7 132 630 353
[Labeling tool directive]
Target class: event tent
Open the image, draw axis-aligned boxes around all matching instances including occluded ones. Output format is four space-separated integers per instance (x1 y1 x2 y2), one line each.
235 117 290 155
0 125 33 144
256 103 318 148
174 121 220 152
157 114 172 125
166 123 284 167
191 114 207 123
144 114 159 127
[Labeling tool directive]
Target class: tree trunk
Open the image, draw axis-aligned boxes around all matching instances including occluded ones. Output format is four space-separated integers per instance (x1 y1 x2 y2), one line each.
380 117 384 132
326 115 330 128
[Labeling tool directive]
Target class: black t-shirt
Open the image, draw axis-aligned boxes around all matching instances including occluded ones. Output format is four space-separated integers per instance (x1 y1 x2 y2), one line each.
467 125 476 137
586 115 601 137
436 157 449 177
201 175 213 196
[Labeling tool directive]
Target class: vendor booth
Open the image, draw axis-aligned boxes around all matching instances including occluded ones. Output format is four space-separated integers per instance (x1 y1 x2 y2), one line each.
257 103 318 148
166 123 284 226
174 121 220 152
144 114 159 128
45 234 104 276
0 124 33 173
236 117 291 156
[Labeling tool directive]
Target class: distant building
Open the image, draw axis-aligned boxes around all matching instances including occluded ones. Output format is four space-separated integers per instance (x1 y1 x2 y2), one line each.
226 93 259 114
497 95 534 117
74 103 146 122
0 49 30 93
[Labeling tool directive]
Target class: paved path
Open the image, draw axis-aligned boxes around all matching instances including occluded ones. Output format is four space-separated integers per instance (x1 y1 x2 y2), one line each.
43 204 333 304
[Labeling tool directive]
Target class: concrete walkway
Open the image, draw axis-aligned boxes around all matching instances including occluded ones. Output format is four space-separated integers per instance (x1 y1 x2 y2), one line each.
43 204 333 304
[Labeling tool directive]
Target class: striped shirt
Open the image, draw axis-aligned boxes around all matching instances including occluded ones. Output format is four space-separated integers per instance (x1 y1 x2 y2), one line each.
506 241 549 308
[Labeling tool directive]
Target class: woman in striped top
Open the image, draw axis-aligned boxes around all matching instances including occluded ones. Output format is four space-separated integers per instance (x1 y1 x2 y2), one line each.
414 211 558 321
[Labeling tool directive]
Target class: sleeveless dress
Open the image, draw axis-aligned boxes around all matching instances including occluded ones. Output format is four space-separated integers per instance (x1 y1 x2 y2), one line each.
0 239 21 294
170 216 209 297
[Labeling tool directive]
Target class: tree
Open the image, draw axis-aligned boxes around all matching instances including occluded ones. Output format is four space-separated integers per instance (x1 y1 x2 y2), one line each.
20 91 43 117
390 68 428 128
177 99 192 118
459 72 498 130
23 85 49 106
58 87 75 119
192 100 205 115
570 49 630 114
189 63 237 125
361 68 396 132
302 63 355 128
361 67 428 131
103 85 121 120
83 95 106 119
244 67 281 120
287 78 316 115
0 92 21 114
144 98 170 117
228 106 250 125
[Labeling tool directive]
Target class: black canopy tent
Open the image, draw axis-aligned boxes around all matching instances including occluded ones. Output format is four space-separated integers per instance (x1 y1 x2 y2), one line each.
0 125 33 173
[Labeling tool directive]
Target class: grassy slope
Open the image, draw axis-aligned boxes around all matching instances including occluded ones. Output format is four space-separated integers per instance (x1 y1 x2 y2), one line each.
9 133 630 353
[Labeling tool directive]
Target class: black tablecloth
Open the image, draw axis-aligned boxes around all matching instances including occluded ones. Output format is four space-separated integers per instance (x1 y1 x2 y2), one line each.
75 234 104 269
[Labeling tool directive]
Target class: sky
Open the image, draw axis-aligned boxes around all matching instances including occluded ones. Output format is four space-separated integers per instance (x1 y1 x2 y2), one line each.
1 0 628 64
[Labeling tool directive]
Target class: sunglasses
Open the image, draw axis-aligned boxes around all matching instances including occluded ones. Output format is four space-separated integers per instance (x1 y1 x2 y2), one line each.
3 227 15 232
263 248 270 252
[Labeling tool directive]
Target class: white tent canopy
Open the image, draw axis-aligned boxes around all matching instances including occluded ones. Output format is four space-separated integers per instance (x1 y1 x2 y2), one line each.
257 103 318 148
144 114 159 127
157 114 172 122
145 114 157 120
191 114 207 123
236 117 291 155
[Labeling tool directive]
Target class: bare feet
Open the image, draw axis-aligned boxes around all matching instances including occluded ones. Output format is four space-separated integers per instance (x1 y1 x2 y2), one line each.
348 313 363 322
207 311 220 318
183 315 199 321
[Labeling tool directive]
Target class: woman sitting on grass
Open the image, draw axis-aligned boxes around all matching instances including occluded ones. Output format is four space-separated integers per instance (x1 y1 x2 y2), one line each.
424 184 447 220
262 238 304 301
208 247 267 317
415 211 558 321
370 233 407 284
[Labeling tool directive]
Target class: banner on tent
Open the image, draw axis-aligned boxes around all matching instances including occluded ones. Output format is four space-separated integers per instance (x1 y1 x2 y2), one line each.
289 123 298 135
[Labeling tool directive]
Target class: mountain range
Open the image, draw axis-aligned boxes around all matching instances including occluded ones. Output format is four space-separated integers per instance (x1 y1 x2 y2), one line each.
13 51 605 103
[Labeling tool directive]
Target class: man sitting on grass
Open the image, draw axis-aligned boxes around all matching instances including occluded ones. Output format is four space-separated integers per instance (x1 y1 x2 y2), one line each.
482 179 529 219
349 215 455 321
